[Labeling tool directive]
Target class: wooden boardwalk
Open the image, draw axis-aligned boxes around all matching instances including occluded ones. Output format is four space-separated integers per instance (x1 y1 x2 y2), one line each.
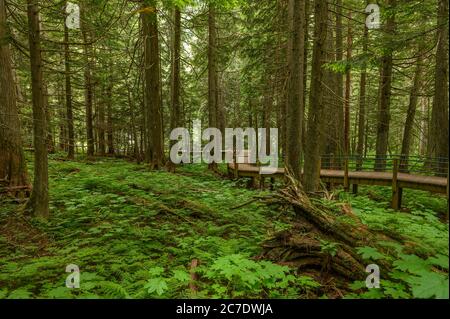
227 162 448 209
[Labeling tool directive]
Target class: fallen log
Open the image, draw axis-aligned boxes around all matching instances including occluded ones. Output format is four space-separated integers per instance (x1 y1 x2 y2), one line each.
259 173 401 291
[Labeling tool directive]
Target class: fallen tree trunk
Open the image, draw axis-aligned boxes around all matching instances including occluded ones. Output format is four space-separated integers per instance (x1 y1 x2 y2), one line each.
259 174 401 290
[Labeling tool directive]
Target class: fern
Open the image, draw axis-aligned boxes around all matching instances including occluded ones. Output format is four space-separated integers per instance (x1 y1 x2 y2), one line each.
97 281 130 299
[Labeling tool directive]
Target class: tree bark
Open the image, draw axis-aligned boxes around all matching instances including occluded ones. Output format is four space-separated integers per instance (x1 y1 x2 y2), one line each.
64 6 75 159
43 82 55 154
127 86 140 161
303 0 328 192
97 84 106 156
141 1 164 169
168 7 181 170
0 0 30 192
356 23 368 169
25 0 49 217
429 0 449 175
106 80 114 156
80 8 95 158
57 74 67 151
344 12 352 157
286 0 305 180
208 3 218 169
322 9 338 167
375 0 396 171
400 57 423 172
335 0 344 160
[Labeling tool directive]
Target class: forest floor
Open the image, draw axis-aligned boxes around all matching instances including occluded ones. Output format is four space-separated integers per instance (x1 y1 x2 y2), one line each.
0 155 448 299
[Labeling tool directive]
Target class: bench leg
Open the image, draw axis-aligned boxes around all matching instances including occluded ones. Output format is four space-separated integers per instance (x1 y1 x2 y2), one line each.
352 184 358 194
270 177 275 190
250 176 259 189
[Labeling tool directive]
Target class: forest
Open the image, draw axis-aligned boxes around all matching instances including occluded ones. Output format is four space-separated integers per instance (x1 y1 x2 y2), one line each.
0 0 449 300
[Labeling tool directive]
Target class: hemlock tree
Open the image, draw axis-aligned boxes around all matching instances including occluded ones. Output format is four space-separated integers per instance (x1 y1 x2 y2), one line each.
429 0 449 174
0 0 29 193
303 0 328 192
25 0 49 217
141 1 164 169
285 0 305 180
375 0 396 171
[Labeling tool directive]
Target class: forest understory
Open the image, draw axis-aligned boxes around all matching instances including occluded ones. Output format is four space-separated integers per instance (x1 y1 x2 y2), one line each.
0 154 448 299
0 0 449 304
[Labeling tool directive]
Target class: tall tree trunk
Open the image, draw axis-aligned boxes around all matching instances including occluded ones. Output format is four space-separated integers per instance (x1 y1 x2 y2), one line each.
216 59 225 139
168 7 181 170
356 23 368 169
344 12 352 157
25 0 49 217
127 86 140 161
0 0 30 192
57 76 67 151
282 0 293 162
106 80 114 156
335 0 344 161
375 0 396 171
302 0 309 157
303 0 328 192
286 0 305 180
208 3 218 169
98 85 106 156
263 69 274 153
419 98 428 157
141 1 163 169
430 0 449 175
43 82 55 154
64 6 75 159
400 59 422 172
322 9 337 167
81 9 95 158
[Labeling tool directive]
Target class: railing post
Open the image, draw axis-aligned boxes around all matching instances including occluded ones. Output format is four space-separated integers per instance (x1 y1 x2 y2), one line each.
446 160 449 221
344 158 349 192
233 148 239 179
392 158 401 210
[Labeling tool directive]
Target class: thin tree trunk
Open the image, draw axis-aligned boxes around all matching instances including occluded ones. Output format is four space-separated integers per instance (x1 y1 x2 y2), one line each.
64 6 75 159
97 84 106 156
208 3 218 169
344 12 352 157
419 98 427 157
356 23 368 169
57 76 67 151
127 86 140 162
400 57 423 172
168 7 181 170
322 9 337 167
375 0 396 171
106 80 114 156
43 82 55 154
81 9 95 158
335 0 344 160
25 0 49 217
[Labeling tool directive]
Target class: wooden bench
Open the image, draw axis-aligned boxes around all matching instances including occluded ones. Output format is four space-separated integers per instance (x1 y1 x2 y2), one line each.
227 150 280 188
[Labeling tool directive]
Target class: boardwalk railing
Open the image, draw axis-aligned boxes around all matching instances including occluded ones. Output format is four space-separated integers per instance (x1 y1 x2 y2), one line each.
319 154 448 209
320 155 449 178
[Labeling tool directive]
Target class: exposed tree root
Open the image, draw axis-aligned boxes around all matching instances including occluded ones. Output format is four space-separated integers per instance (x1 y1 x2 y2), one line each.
259 173 403 294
